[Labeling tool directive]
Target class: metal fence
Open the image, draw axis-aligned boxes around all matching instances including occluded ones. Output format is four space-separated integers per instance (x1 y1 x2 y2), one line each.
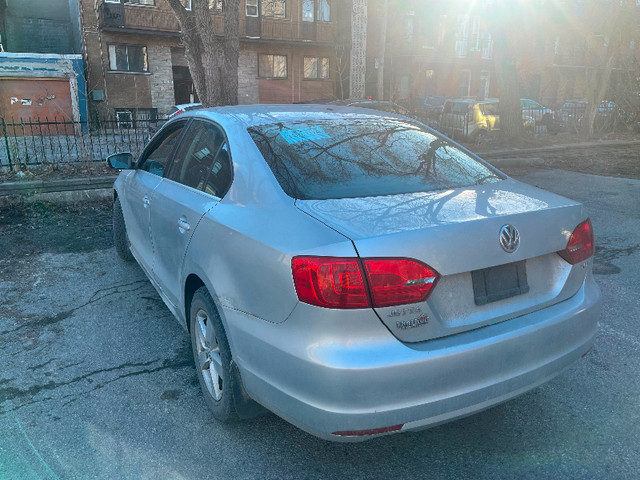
0 116 167 171
412 99 639 144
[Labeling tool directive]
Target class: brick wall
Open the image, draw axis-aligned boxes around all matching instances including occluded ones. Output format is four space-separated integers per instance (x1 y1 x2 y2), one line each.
148 45 175 115
253 44 336 104
238 49 259 105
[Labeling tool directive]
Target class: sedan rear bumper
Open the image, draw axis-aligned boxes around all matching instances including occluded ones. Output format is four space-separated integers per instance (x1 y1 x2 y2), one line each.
228 274 600 442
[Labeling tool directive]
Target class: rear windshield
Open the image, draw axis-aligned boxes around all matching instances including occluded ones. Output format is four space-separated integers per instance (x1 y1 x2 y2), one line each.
451 102 471 114
248 118 502 200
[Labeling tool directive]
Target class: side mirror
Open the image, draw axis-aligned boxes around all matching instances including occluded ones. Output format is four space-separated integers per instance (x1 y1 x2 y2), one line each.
106 152 134 170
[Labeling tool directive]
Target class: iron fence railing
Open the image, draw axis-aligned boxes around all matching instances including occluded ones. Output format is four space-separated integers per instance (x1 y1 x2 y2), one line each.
0 116 167 171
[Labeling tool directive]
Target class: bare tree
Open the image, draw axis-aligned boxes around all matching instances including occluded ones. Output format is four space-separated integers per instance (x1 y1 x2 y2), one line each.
487 0 524 140
166 0 240 107
580 0 638 138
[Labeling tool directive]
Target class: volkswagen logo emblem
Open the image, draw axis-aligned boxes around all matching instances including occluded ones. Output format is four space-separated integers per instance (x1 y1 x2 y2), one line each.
499 224 520 253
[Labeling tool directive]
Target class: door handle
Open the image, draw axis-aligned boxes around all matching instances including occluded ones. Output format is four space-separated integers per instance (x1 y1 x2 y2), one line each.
178 218 191 234
143 196 150 208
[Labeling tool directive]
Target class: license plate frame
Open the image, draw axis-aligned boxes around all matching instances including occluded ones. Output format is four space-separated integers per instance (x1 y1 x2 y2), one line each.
471 260 530 306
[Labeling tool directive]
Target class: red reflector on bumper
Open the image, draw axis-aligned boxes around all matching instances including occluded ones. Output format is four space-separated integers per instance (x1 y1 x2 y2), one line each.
332 424 404 437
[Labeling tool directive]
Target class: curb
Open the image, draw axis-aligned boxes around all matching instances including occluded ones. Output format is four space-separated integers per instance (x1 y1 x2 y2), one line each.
0 176 116 206
0 175 117 195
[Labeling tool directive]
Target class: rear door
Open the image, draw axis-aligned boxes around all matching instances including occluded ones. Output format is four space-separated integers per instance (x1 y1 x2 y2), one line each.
123 121 187 273
149 119 232 308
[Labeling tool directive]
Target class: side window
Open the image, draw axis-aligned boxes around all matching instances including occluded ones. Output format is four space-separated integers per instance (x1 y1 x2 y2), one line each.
203 141 232 198
168 121 226 191
139 123 186 176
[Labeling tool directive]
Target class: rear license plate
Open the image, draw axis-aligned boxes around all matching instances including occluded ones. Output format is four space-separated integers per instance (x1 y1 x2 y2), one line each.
471 260 530 306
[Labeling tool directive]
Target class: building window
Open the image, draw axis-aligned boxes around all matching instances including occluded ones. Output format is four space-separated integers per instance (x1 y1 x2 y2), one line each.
262 0 286 18
478 70 490 99
317 0 330 21
124 0 156 5
246 0 258 16
258 54 287 78
304 56 329 79
108 44 148 72
455 15 469 58
458 70 471 97
481 33 493 59
302 0 314 21
115 111 134 129
209 0 223 12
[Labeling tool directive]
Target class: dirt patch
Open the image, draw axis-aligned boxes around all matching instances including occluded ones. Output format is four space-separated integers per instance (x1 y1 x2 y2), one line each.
488 144 640 179
0 200 113 263
0 162 113 183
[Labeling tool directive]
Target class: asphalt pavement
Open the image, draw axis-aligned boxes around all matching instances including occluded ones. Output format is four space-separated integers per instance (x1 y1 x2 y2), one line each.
0 167 639 479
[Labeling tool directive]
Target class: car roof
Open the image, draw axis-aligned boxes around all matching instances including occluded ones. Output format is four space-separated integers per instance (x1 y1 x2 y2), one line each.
177 104 407 128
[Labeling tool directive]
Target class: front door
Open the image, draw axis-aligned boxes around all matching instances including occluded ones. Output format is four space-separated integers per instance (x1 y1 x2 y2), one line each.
123 121 187 273
302 0 317 41
150 119 232 308
245 0 261 37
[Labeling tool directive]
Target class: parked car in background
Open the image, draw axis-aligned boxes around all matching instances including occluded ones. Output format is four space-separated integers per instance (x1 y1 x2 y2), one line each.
168 103 203 119
520 98 562 134
408 96 451 127
439 98 500 141
328 99 411 116
558 99 621 133
106 104 600 441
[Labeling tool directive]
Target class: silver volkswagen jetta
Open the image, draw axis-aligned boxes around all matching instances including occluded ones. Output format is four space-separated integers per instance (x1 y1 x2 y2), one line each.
108 105 600 441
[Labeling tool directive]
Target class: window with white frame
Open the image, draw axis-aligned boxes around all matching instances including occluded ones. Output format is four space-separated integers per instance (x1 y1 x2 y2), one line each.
246 0 258 16
116 110 134 129
108 44 148 72
304 56 329 79
262 0 286 18
258 54 287 78
455 15 469 58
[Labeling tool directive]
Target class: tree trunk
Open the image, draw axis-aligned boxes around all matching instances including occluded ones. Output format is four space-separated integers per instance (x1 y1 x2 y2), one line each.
489 1 523 140
221 0 240 105
166 0 240 107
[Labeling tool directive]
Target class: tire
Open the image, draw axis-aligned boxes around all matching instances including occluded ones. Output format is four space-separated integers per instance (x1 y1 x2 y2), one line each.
113 197 134 262
190 287 236 422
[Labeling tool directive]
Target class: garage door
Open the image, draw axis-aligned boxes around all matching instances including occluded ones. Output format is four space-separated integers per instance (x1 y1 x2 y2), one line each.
0 78 74 134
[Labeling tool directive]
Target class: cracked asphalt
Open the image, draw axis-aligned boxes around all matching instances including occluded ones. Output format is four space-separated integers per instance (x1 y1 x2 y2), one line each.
1 159 639 479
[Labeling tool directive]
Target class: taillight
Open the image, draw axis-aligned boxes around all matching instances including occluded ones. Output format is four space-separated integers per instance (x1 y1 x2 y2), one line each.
363 259 439 307
292 257 369 309
558 218 594 264
292 256 439 309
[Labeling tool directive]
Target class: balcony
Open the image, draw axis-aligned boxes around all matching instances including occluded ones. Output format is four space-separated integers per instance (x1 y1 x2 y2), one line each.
98 3 336 44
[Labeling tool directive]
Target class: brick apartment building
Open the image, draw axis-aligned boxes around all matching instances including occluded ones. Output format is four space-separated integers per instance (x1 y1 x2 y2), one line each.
79 0 348 121
365 0 640 108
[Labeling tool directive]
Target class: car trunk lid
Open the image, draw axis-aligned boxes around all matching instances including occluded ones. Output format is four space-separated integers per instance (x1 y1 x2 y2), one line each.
296 178 589 342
